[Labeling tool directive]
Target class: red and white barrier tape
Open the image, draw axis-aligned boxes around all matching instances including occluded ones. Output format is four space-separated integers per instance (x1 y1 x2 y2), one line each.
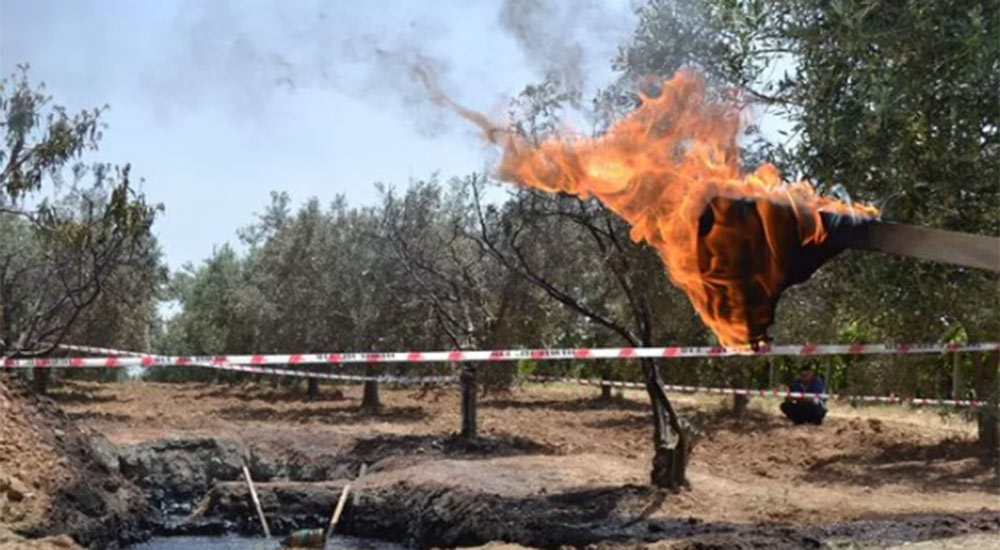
51 344 143 357
199 361 457 385
526 375 988 408
41 344 456 385
4 341 997 368
5 344 988 407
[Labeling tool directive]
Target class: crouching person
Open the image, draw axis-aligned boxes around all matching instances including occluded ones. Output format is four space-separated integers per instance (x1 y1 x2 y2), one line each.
780 366 827 425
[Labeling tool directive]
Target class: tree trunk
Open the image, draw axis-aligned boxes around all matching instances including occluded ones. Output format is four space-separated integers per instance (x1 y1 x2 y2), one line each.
973 352 999 450
641 358 691 490
951 353 962 400
601 382 613 401
600 361 612 401
307 377 319 399
33 368 50 395
361 364 380 412
460 364 477 439
732 366 748 416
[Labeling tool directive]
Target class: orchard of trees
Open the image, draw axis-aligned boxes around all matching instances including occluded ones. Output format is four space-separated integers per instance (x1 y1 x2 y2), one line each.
2 1 997 488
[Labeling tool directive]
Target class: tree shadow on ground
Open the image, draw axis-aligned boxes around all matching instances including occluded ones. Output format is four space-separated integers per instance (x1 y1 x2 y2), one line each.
195 385 347 403
584 406 790 432
582 399 793 433
481 395 649 413
584 413 650 430
48 389 120 404
216 404 428 425
349 432 557 464
67 411 132 422
686 407 792 435
804 436 999 491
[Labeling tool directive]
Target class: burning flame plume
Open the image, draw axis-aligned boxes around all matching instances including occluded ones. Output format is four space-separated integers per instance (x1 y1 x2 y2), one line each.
417 67 878 346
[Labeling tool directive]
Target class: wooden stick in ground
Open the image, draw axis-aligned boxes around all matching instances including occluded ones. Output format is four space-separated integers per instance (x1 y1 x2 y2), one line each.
321 483 352 549
352 463 367 506
241 465 271 538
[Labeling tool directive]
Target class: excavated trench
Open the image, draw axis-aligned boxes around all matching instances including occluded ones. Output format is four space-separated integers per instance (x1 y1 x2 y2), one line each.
105 435 999 550
4 378 997 550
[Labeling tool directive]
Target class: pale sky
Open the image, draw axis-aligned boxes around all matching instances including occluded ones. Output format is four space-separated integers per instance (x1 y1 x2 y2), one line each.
1 0 639 270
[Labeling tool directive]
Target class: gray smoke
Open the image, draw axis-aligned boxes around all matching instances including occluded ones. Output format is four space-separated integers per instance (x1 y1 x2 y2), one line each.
148 1 635 131
498 0 637 100
149 0 457 134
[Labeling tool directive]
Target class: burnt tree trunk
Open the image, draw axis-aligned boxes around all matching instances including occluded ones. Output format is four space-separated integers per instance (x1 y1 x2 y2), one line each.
361 364 380 412
460 364 477 439
642 358 692 490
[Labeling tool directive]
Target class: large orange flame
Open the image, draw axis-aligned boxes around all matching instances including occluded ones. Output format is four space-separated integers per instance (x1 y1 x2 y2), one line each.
421 69 878 345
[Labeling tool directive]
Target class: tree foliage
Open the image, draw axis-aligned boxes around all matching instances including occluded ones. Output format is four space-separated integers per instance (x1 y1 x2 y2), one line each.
0 67 163 393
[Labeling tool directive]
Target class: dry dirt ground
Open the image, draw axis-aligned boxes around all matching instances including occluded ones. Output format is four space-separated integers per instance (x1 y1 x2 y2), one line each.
48 378 998 532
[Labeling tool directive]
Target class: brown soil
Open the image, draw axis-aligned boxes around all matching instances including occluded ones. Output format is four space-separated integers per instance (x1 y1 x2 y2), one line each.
0 527 80 550
49 379 998 528
0 528 81 550
0 382 66 534
0 379 146 549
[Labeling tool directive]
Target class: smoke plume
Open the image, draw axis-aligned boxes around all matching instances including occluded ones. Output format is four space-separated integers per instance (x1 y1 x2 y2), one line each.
498 0 637 99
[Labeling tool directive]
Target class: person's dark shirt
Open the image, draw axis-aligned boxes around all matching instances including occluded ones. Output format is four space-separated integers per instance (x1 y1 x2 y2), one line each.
789 377 826 407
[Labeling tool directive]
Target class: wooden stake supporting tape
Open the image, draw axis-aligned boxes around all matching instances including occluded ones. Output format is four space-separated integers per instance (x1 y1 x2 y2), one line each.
241 465 271 538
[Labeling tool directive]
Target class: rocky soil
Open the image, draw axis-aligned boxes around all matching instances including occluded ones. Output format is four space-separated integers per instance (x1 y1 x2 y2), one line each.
0 378 147 549
0 527 82 550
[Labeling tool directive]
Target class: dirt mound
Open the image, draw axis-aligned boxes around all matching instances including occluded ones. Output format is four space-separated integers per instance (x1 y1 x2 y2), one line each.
0 378 148 547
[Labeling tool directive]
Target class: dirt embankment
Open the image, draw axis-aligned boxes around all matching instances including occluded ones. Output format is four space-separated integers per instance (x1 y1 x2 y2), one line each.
38 379 999 549
0 528 80 550
0 379 147 549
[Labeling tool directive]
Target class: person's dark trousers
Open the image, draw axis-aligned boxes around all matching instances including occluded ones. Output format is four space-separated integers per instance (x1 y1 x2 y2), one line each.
780 401 826 425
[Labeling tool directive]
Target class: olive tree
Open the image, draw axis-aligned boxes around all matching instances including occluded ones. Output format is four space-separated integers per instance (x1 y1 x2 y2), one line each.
0 67 160 392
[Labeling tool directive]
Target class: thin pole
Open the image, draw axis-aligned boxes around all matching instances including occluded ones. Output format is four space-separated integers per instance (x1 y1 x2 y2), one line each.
952 352 962 400
241 465 271 538
321 483 352 549
353 463 367 507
